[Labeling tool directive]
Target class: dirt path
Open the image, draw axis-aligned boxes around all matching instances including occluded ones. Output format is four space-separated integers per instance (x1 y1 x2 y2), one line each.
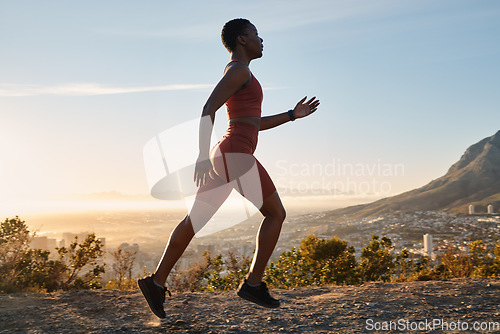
1 278 499 333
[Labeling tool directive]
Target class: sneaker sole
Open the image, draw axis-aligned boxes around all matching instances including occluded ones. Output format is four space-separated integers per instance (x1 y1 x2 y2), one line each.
237 290 280 308
138 279 166 318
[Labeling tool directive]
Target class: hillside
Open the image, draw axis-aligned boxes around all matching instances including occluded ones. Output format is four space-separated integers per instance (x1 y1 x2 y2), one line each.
1 278 500 333
328 130 500 219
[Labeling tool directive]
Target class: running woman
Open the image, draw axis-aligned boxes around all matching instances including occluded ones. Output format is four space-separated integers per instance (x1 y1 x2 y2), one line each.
139 18 320 318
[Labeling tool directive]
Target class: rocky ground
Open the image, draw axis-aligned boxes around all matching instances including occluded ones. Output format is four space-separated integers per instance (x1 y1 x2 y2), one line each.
1 278 499 333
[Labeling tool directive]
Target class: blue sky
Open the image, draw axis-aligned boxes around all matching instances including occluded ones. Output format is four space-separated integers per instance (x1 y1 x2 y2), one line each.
1 0 499 214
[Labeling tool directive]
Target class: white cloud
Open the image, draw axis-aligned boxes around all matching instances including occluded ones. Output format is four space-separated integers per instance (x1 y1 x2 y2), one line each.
0 83 214 97
0 82 284 97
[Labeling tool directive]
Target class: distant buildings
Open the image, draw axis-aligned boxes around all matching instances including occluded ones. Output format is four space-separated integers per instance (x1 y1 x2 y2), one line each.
423 234 433 255
30 232 106 259
468 204 495 215
61 232 95 247
30 236 60 257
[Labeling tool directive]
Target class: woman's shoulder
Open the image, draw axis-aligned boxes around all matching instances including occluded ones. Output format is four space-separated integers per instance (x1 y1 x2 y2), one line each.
223 61 252 83
225 60 250 72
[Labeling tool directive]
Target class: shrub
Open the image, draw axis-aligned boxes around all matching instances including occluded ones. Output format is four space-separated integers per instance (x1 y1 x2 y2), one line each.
168 251 213 292
359 235 395 282
265 235 358 288
106 246 137 290
56 233 105 290
0 217 105 292
204 251 251 291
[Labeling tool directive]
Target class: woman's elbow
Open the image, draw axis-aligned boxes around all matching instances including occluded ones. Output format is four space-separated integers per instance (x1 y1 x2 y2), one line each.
202 104 216 119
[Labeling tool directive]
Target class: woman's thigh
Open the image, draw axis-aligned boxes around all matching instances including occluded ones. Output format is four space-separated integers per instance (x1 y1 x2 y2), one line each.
189 176 233 234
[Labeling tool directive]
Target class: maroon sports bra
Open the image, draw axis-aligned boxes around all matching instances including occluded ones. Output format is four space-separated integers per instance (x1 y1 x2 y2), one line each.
225 62 263 119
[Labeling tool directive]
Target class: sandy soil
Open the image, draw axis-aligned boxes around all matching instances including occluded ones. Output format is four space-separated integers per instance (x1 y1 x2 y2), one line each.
1 278 499 333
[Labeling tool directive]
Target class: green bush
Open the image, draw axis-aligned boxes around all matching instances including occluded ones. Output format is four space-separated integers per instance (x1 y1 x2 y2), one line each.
0 216 105 292
438 240 500 279
56 233 105 290
105 246 137 290
3 215 499 294
204 251 251 291
359 235 395 282
168 250 251 292
265 235 358 288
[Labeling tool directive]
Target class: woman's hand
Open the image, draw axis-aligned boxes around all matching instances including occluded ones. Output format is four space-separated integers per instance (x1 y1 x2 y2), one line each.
194 155 215 187
292 96 320 119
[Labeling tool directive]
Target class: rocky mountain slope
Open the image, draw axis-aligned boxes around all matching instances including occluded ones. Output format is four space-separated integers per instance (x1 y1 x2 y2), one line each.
329 130 500 219
1 278 499 333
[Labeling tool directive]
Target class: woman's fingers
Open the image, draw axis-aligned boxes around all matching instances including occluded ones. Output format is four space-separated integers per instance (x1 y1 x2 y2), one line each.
310 100 320 111
296 96 307 107
308 98 320 112
306 96 316 104
195 173 202 187
292 96 320 118
194 158 216 187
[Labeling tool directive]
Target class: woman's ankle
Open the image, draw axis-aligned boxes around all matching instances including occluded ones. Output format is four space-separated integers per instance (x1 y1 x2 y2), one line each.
245 274 262 286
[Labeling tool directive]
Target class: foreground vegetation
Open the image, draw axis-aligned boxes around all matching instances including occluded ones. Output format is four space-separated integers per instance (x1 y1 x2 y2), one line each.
1 216 500 293
0 217 105 292
169 234 500 292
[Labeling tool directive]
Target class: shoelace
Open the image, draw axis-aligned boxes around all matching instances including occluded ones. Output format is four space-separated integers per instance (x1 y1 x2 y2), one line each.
161 286 171 303
152 275 172 300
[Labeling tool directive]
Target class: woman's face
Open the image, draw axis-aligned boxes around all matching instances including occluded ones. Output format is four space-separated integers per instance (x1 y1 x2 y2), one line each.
242 24 263 58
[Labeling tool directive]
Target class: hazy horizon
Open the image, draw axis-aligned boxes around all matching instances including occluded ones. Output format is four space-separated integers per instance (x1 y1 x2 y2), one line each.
2 191 387 250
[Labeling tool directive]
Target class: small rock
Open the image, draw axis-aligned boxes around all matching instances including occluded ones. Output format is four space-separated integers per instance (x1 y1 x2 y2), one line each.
174 319 186 326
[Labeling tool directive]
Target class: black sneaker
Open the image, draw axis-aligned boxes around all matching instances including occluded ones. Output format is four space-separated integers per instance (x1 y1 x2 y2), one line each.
138 275 171 318
237 280 280 308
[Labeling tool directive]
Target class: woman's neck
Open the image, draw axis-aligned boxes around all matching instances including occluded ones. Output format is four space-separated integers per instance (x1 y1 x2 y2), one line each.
230 52 251 66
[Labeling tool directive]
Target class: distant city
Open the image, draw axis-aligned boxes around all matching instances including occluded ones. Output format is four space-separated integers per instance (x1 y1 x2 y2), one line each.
29 203 499 283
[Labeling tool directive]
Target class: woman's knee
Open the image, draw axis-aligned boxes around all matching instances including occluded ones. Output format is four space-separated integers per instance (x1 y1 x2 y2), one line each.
260 192 286 221
261 202 286 222
276 206 286 222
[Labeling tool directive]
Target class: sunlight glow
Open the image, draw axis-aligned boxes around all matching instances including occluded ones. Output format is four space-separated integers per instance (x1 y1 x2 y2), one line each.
0 198 186 218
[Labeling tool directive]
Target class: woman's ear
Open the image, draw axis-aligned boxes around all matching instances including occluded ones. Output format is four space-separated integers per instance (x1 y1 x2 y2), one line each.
237 34 247 46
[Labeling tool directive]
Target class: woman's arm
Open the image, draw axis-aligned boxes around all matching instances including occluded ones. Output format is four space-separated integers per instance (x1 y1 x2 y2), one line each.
194 63 251 186
260 96 320 131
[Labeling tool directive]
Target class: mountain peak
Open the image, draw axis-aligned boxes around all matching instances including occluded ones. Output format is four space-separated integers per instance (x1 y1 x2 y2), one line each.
448 130 500 174
330 130 500 217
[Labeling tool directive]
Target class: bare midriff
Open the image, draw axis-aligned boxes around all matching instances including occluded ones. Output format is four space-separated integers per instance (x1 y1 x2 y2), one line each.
229 116 261 130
